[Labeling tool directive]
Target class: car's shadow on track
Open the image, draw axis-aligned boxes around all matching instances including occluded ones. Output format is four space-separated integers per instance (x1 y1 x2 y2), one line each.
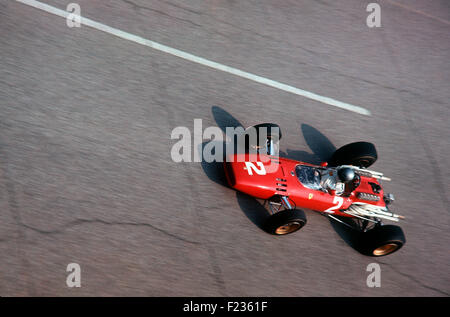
199 140 228 187
327 216 364 252
200 106 364 251
211 105 243 134
200 106 271 231
198 106 242 187
236 192 271 230
280 124 336 165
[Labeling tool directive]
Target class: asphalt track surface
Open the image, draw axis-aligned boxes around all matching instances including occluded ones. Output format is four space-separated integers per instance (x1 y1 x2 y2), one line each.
1 0 449 296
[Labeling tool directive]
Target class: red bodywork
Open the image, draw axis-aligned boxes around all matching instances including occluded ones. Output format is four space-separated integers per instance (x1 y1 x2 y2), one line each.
224 154 386 218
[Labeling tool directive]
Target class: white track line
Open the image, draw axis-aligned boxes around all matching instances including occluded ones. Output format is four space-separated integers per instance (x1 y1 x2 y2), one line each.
384 0 450 26
16 0 371 116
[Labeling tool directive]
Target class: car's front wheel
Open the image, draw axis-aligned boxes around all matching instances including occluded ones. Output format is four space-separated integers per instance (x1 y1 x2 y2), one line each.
263 209 307 235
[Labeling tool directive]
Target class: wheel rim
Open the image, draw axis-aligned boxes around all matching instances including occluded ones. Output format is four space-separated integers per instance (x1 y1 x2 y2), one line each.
275 221 301 235
373 243 399 256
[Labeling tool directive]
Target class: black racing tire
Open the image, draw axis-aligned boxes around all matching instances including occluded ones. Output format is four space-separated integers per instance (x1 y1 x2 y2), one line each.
359 225 406 257
329 142 377 168
239 123 282 154
263 209 306 235
251 123 282 140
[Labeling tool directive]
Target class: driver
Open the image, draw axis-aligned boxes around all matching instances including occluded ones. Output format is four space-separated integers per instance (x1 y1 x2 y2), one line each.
320 167 355 195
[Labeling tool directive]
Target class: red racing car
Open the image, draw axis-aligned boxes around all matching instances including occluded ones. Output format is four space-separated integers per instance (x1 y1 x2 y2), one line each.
223 123 406 257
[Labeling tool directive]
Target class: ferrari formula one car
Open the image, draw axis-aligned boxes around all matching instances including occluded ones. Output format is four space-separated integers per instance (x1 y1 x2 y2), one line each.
223 123 406 257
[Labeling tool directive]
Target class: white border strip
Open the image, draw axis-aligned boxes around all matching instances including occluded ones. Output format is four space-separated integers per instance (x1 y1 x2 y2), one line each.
16 0 371 116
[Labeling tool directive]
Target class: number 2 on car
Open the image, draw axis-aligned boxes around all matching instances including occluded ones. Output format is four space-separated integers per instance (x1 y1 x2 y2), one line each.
244 162 266 175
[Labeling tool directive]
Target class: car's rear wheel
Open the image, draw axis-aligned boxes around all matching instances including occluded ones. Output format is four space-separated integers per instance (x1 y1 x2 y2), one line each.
238 123 282 155
263 209 306 235
359 225 405 256
251 123 282 140
329 142 377 168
